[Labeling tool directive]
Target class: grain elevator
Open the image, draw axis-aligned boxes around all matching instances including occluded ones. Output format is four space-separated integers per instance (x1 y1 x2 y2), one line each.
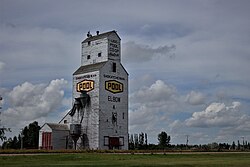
39 30 128 150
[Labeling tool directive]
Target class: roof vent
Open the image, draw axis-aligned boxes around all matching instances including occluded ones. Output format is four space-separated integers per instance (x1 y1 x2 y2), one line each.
96 31 99 35
87 31 92 37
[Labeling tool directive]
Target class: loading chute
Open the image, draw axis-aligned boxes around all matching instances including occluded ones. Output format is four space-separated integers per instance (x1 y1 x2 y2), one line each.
69 90 90 118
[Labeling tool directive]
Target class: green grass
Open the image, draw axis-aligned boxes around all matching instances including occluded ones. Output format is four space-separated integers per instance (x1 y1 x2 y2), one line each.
1 152 250 167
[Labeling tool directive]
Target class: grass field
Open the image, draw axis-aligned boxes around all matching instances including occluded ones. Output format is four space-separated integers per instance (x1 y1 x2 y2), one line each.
1 152 250 167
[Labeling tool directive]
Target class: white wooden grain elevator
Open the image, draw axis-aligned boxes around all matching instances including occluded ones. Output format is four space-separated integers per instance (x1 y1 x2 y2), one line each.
39 30 128 150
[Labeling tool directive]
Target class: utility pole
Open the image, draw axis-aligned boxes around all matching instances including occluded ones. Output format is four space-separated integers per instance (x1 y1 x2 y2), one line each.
186 135 189 150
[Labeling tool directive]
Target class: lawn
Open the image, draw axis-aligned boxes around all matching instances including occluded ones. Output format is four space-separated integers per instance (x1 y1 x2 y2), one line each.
1 152 250 167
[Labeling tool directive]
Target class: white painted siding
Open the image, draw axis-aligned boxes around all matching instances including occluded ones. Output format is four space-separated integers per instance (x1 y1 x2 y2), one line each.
81 38 108 66
60 31 128 150
108 33 121 62
39 124 52 149
99 61 128 149
72 71 100 149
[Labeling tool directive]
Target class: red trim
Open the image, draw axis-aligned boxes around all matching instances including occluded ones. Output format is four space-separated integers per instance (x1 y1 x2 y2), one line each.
41 132 52 150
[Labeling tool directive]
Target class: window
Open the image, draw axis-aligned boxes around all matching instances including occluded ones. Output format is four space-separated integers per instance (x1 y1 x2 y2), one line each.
88 41 91 46
122 112 125 119
87 55 91 59
98 52 102 57
112 62 116 72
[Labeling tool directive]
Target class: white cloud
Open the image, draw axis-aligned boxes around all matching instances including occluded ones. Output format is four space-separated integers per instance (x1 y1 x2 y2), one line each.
185 102 242 128
2 79 67 128
129 80 183 143
186 90 205 105
130 80 177 104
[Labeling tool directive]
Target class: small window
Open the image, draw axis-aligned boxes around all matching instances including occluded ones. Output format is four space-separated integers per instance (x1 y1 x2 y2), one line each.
88 41 91 46
98 52 102 57
112 62 116 72
122 112 125 119
87 55 91 59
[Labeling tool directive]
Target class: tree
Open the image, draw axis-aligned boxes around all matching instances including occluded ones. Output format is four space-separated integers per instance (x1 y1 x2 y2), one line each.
237 140 240 150
231 141 236 150
139 132 144 148
2 138 13 149
129 133 148 150
134 134 139 149
0 127 11 142
145 133 148 147
22 121 40 149
129 134 135 150
11 136 19 149
158 131 170 149
1 121 40 149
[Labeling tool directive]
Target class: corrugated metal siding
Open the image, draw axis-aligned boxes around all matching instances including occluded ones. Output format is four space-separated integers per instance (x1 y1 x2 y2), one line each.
52 130 69 150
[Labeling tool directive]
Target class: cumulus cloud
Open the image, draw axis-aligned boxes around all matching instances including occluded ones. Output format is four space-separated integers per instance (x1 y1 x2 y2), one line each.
2 79 67 127
186 90 205 105
129 80 182 143
130 80 176 104
186 102 242 128
123 41 175 63
129 80 178 124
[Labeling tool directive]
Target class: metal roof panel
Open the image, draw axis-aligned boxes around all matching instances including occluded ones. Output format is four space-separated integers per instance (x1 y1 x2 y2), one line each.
73 61 106 75
46 123 69 131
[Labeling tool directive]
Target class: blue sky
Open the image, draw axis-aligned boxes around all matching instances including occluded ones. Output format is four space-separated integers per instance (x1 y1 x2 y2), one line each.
0 0 250 145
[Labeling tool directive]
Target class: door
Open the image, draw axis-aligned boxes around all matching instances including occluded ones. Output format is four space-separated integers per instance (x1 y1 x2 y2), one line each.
42 132 52 150
109 137 120 149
